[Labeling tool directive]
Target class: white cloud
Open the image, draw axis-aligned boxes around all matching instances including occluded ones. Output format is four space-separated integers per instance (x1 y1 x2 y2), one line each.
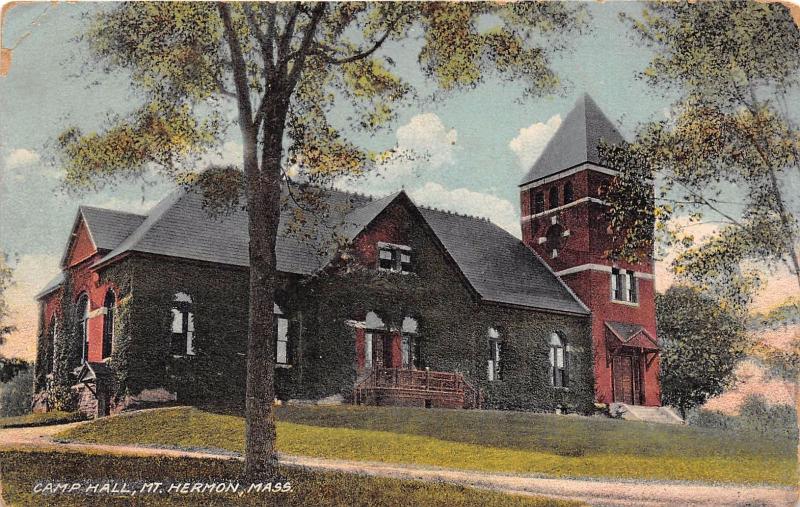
3 148 40 170
409 182 520 238
340 113 458 195
508 115 561 171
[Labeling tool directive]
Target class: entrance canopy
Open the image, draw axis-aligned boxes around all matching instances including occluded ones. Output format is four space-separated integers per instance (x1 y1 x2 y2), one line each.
604 321 659 352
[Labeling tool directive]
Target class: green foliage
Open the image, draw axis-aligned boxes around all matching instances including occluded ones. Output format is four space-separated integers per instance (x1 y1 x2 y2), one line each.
58 405 796 485
0 251 16 346
0 357 29 383
1 450 576 507
688 394 798 441
656 285 748 417
60 2 586 190
0 367 33 417
604 2 800 303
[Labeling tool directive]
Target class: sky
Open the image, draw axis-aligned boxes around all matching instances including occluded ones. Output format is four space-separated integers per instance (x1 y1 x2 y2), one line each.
1 2 799 361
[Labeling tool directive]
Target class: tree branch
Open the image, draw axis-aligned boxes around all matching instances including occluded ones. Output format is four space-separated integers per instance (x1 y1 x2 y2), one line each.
308 26 394 65
284 3 326 93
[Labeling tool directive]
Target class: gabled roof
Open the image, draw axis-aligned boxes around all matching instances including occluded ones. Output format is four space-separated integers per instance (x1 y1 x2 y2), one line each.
41 184 587 314
59 206 146 267
605 321 659 350
520 93 626 186
418 206 588 315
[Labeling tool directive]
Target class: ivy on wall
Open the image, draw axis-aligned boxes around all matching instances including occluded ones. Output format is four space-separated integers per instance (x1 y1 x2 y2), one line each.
37 202 595 415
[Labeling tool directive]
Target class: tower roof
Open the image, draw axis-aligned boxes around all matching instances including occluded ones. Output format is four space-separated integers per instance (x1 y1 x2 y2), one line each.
520 94 626 186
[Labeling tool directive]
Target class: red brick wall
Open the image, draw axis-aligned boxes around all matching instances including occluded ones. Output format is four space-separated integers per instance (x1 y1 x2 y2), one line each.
44 218 117 365
521 167 660 406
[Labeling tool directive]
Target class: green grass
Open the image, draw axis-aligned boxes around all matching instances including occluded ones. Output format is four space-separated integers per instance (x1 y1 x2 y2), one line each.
0 411 83 429
0 450 577 506
58 405 797 486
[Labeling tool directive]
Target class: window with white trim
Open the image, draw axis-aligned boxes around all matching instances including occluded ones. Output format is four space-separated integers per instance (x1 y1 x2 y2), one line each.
171 292 195 356
611 268 638 303
548 332 568 388
487 327 502 381
378 243 413 273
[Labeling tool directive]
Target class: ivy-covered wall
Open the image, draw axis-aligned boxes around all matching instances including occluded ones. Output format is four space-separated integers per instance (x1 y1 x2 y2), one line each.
38 200 594 414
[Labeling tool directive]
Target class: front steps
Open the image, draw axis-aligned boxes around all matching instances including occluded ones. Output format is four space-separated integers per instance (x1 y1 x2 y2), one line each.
611 403 684 424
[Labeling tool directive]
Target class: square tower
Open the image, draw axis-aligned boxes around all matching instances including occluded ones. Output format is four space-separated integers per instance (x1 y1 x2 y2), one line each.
520 94 660 406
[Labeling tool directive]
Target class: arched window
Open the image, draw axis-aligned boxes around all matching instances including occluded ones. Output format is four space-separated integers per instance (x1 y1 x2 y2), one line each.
363 311 390 369
548 332 567 388
533 192 545 214
563 182 574 204
548 186 559 209
75 294 89 363
487 327 502 381
171 292 195 356
102 290 116 359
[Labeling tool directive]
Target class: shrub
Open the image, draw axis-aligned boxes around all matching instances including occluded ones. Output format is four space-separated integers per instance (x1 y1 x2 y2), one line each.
0 367 34 417
688 394 798 440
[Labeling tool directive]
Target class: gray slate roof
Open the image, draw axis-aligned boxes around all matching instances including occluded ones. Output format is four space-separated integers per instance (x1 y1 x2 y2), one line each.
42 185 587 314
419 207 588 314
520 93 626 186
95 187 374 274
80 206 147 251
35 272 65 300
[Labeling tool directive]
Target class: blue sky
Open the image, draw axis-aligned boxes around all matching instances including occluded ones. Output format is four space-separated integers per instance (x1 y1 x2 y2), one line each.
1 2 797 359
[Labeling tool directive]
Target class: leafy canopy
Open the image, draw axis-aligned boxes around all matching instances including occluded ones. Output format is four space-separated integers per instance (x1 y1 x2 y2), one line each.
603 2 800 308
58 2 585 192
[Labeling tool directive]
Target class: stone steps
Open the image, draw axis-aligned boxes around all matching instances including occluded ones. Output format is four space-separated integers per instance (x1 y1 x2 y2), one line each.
611 403 684 424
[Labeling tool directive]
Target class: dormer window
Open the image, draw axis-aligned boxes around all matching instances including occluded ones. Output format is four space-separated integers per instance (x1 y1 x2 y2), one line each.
378 242 412 273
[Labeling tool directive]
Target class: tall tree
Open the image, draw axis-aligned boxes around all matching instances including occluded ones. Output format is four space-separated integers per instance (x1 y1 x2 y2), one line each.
57 2 584 478
602 2 800 307
656 285 747 419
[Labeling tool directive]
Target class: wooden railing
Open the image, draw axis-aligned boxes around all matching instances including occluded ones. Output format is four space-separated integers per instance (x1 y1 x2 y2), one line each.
354 368 481 409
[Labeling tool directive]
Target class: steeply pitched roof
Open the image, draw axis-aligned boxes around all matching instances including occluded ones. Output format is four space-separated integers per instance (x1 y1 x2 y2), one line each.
41 184 587 314
520 93 626 186
418 207 588 315
80 207 147 251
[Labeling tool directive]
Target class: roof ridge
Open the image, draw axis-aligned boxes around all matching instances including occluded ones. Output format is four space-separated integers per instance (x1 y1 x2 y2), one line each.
79 205 147 217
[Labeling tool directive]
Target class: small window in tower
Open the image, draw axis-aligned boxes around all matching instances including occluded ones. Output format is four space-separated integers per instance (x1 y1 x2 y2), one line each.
534 192 545 214
549 186 559 209
563 182 574 204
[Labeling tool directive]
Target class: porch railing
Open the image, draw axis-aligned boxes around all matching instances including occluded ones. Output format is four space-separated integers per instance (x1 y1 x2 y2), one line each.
354 368 481 409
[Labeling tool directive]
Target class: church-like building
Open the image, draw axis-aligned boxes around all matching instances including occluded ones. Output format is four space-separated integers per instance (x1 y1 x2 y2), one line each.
32 94 661 418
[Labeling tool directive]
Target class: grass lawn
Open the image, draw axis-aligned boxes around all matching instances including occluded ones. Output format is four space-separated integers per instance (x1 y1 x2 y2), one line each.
0 449 577 506
57 405 797 486
0 411 83 429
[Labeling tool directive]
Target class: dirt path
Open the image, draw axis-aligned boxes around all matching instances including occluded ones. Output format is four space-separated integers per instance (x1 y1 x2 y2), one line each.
1 424 797 506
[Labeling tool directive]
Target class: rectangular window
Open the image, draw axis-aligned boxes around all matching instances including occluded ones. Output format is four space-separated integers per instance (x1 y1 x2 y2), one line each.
413 338 425 369
377 243 413 273
171 306 195 356
275 317 289 364
611 268 625 301
364 332 373 369
612 268 637 303
487 339 501 381
627 272 638 303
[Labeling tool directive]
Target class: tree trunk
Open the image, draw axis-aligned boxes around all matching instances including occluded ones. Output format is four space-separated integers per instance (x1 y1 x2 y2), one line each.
242 95 289 480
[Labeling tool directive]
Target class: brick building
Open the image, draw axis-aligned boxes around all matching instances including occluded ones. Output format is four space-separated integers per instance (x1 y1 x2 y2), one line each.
32 94 660 417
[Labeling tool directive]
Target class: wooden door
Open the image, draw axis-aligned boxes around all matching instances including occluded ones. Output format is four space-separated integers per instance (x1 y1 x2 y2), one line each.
613 355 636 404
